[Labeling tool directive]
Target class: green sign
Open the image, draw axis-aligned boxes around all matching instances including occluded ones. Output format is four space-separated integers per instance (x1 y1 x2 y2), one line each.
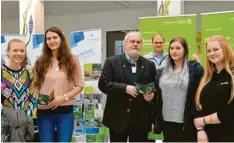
139 15 197 141
201 11 234 66
139 15 197 58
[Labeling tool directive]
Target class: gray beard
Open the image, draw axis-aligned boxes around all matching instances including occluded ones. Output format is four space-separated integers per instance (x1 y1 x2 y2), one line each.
126 51 139 60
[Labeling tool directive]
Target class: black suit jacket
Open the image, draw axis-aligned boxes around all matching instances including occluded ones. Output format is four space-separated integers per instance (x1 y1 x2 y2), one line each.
98 54 156 133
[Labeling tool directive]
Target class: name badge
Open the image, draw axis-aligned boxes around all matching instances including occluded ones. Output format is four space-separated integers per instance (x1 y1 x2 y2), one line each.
131 66 136 73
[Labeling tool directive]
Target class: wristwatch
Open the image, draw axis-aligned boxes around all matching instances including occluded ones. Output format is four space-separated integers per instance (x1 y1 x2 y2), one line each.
64 94 69 101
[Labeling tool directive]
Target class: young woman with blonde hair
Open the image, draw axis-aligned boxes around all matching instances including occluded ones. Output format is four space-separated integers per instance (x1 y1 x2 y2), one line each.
194 35 234 142
1 39 36 116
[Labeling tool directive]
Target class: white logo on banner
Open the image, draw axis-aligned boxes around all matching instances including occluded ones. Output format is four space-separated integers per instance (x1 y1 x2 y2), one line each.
187 19 192 24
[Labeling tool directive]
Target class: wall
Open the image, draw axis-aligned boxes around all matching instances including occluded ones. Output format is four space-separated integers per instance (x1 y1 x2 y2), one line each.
184 1 234 31
2 1 234 61
45 8 157 63
1 8 157 63
1 19 19 34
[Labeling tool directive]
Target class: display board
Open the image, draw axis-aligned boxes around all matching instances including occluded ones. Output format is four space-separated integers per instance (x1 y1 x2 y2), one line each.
70 29 107 142
139 14 197 59
201 11 234 66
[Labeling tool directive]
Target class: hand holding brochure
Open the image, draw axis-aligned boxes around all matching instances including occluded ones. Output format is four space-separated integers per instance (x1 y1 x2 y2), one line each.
134 82 156 95
38 93 54 105
38 79 55 105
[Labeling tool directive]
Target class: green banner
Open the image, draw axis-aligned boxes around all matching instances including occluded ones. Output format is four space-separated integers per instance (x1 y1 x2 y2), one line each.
139 15 197 141
139 15 197 58
201 11 234 66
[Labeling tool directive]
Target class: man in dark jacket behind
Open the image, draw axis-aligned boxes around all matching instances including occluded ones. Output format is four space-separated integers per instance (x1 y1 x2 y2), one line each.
98 31 156 142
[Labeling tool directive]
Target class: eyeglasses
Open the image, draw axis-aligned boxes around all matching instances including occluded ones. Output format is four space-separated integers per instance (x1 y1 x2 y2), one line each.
153 42 163 44
128 40 142 44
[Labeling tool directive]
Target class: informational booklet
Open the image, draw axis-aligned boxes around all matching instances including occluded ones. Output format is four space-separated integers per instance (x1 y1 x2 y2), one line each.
38 78 55 105
38 93 53 105
134 82 155 95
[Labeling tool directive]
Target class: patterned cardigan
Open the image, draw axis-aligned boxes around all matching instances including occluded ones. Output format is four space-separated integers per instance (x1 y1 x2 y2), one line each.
1 64 36 116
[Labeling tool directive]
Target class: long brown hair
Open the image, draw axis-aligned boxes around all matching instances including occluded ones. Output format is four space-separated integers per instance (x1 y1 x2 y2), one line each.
195 35 234 110
34 26 76 89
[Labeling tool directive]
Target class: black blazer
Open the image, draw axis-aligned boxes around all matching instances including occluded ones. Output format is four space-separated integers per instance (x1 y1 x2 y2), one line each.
98 54 156 133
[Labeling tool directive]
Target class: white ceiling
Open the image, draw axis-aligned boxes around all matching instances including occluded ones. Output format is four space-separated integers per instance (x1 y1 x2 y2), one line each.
1 1 158 21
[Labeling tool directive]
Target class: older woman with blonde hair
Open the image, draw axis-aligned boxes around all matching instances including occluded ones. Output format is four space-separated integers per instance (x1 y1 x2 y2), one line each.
194 35 234 142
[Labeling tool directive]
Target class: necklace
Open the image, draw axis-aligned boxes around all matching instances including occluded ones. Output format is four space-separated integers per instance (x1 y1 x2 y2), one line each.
55 67 60 72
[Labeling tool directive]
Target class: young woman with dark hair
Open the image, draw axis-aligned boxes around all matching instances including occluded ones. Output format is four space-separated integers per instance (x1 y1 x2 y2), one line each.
34 26 83 142
153 37 204 142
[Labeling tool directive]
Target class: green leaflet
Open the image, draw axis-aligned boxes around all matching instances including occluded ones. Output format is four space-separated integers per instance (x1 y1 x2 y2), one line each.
38 93 53 105
135 82 155 95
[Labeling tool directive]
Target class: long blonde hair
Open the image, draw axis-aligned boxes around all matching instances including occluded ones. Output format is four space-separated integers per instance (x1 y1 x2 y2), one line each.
195 35 234 110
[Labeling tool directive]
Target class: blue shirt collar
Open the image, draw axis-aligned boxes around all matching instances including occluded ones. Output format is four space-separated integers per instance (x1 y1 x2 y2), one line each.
153 51 167 58
125 53 138 65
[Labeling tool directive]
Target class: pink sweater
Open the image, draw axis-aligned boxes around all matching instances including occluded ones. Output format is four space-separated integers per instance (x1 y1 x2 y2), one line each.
39 57 83 106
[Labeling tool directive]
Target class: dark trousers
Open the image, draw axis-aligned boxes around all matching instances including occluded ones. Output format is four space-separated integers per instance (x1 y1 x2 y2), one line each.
109 124 149 142
163 121 184 142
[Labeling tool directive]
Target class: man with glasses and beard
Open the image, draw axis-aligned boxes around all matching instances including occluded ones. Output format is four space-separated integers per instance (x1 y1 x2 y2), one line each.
98 31 156 142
